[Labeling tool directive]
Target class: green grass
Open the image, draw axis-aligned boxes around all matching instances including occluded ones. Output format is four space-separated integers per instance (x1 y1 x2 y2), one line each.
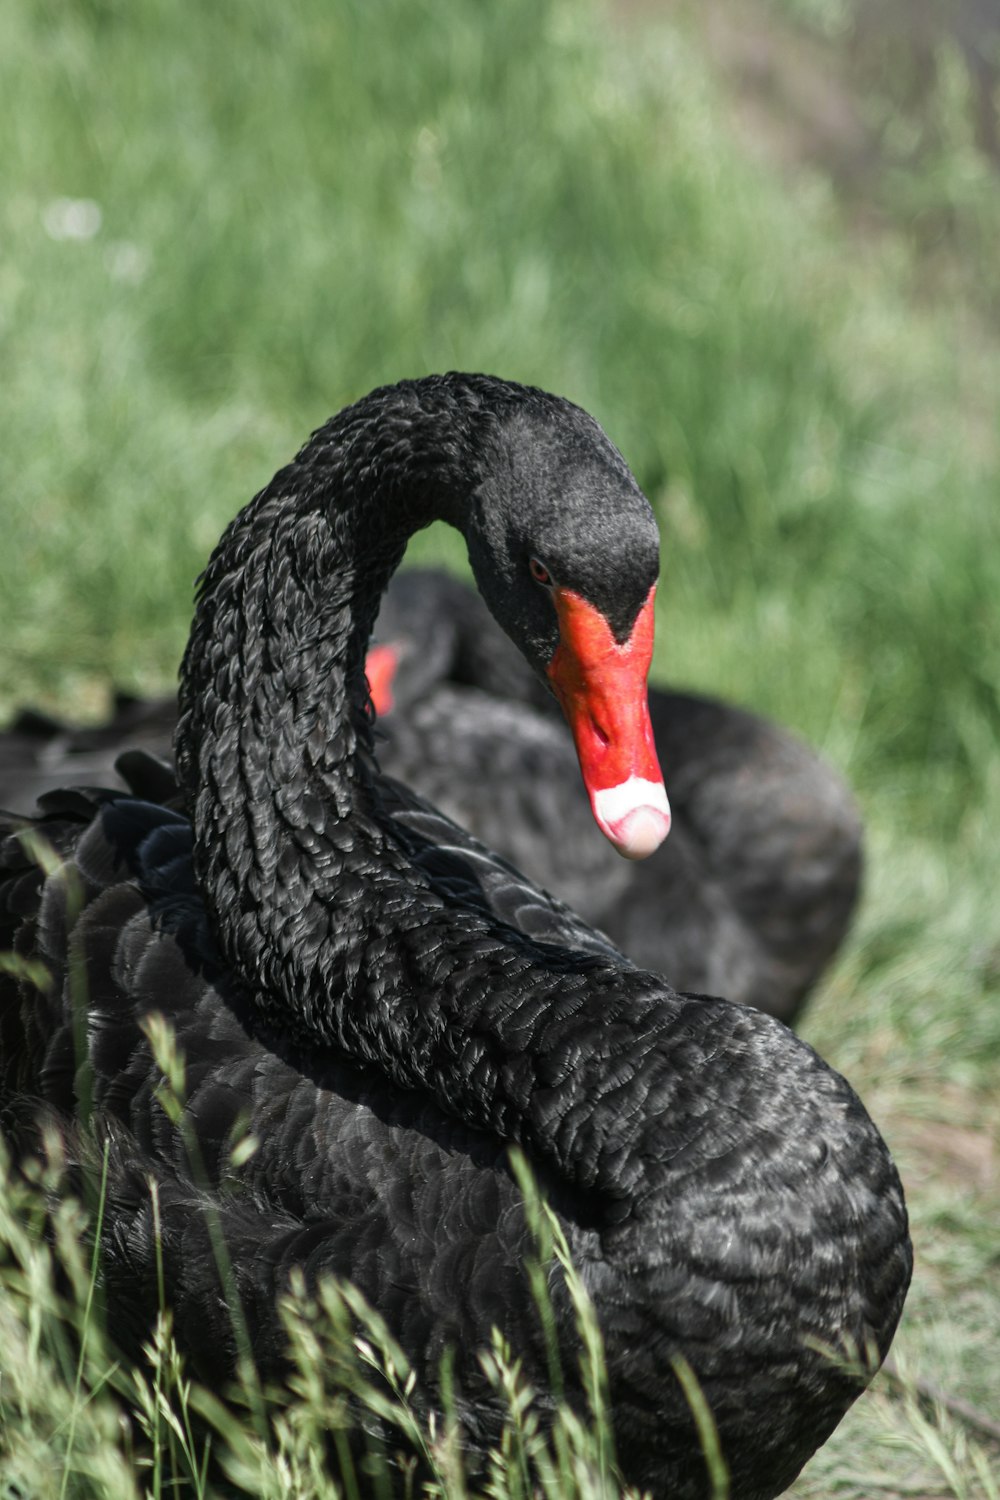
764 0 1000 314
0 1122 660 1500
2 0 999 1493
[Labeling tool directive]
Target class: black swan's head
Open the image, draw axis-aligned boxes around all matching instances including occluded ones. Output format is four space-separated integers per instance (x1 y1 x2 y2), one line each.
463 394 668 858
181 373 669 859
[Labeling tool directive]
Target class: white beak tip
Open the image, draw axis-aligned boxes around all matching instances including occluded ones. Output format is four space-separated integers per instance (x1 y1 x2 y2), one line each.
592 778 672 860
605 806 671 859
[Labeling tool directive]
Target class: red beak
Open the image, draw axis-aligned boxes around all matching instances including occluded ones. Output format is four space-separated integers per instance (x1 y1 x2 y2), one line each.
546 584 670 859
365 642 400 716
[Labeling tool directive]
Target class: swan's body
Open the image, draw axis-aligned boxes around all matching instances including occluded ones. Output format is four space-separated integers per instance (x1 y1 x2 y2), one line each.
0 571 861 1023
0 374 910 1498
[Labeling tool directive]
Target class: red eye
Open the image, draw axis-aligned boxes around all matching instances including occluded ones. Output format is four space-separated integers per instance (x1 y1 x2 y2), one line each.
529 557 552 587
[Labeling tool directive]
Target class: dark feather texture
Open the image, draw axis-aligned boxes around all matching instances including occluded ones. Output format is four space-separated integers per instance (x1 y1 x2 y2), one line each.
0 373 910 1499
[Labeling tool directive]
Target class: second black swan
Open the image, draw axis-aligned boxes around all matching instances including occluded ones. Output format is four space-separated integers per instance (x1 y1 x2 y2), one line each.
369 568 863 1020
0 373 910 1498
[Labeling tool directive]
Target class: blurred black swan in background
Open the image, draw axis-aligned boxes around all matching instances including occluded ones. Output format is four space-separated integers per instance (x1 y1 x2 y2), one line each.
368 568 863 1022
0 374 909 1498
0 574 863 1025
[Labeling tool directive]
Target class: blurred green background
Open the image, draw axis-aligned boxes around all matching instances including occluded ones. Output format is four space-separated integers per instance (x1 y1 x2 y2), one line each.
1 0 998 1492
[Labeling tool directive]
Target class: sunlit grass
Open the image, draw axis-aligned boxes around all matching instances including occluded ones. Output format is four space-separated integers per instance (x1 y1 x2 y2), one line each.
0 1121 660 1500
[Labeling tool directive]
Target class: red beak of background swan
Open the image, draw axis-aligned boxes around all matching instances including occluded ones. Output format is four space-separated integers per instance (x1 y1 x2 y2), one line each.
546 584 670 859
365 642 400 715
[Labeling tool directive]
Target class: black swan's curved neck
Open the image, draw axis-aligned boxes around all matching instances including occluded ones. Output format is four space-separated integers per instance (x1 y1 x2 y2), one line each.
179 375 501 790
174 374 671 1203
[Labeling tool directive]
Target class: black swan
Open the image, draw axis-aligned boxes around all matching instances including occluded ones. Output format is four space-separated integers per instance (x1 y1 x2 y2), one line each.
0 373 910 1498
0 579 861 1023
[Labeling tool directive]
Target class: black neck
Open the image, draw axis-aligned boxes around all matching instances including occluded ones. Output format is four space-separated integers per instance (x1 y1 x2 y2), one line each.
174 374 672 1204
177 374 504 817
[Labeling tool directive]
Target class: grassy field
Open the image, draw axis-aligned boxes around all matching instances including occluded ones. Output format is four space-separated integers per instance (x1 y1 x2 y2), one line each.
1 0 999 1493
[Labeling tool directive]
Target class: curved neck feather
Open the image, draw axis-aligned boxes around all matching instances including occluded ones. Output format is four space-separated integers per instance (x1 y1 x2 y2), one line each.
176 377 495 943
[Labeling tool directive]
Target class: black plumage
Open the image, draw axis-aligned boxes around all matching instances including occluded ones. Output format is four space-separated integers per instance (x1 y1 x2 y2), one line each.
0 373 910 1499
0 695 179 812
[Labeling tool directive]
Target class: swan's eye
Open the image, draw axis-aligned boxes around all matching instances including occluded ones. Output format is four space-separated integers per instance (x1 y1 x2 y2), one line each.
529 557 553 587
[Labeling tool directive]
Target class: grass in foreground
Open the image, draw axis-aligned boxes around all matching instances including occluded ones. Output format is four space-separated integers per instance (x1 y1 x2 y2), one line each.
0 1127 658 1500
2 0 999 1493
